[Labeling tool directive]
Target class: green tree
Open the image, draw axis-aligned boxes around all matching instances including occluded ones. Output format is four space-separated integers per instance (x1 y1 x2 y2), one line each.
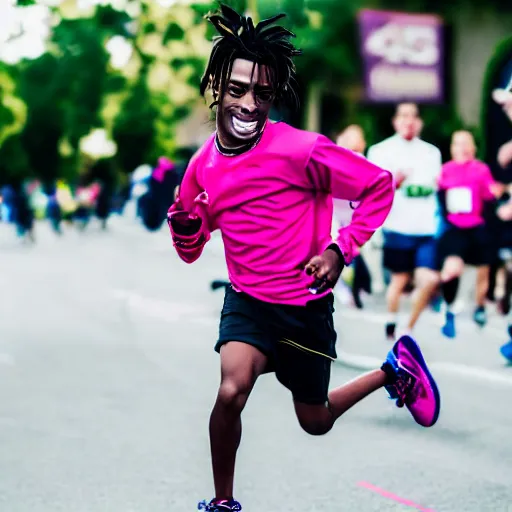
113 78 159 173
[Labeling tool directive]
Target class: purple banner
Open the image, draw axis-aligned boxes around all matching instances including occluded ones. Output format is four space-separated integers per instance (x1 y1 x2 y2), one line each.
358 9 444 103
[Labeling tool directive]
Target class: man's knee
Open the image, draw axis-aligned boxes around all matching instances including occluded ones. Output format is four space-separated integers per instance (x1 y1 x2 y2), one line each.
295 402 333 436
298 418 332 436
217 376 254 413
442 256 464 281
416 269 440 290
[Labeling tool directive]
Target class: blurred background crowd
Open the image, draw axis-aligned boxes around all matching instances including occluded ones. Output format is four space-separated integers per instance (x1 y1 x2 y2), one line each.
1 0 511 221
1 0 512 326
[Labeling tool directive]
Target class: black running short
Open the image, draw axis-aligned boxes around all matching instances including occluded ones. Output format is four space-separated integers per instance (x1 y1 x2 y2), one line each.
216 286 337 405
437 225 493 267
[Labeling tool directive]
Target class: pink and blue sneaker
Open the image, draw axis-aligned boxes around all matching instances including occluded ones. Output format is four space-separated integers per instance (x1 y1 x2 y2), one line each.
382 335 441 427
198 499 242 511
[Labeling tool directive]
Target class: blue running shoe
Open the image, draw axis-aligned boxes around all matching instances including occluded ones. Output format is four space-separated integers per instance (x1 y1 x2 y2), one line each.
383 335 441 427
473 306 487 327
198 499 242 511
441 311 456 338
500 341 512 363
430 295 442 313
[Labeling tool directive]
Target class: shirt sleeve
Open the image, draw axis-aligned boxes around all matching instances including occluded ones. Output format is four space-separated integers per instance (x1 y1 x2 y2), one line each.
167 153 211 264
306 135 395 264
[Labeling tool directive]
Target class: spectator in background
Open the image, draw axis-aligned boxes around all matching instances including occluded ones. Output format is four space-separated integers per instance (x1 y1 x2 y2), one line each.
484 69 512 305
12 181 35 243
488 76 512 360
333 125 372 308
173 147 199 201
1 184 15 223
43 181 63 235
492 75 512 172
367 103 441 340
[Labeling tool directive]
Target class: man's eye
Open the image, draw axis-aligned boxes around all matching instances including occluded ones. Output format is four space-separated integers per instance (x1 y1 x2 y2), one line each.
257 91 273 102
229 86 245 97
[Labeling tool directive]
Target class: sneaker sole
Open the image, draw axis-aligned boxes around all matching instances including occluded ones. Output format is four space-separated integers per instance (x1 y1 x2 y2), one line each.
397 335 441 427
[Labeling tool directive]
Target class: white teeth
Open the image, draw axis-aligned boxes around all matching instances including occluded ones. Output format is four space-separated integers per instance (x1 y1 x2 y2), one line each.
232 117 257 134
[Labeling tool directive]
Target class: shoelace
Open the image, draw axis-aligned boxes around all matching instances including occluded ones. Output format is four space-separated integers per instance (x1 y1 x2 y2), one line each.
198 500 242 511
389 369 416 408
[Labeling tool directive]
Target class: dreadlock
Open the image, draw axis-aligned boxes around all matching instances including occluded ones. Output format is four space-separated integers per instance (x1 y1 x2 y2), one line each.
200 3 302 111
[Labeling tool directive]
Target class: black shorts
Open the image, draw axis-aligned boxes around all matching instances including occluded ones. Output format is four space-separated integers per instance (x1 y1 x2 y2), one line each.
437 225 493 266
216 286 337 405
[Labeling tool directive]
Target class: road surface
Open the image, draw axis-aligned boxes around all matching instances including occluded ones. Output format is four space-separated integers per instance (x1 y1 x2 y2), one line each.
0 217 510 511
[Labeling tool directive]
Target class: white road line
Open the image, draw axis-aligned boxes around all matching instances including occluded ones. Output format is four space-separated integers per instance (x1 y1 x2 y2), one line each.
339 308 505 337
336 350 512 386
110 289 212 322
432 362 512 386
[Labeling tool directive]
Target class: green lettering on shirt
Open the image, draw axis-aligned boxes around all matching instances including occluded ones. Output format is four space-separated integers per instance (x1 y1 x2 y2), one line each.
403 185 434 198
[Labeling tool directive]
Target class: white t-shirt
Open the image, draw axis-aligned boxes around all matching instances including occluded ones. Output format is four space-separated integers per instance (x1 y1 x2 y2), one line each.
367 135 442 236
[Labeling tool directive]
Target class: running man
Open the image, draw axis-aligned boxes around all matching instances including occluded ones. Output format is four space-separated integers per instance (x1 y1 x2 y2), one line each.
437 130 502 338
167 6 441 511
367 104 442 340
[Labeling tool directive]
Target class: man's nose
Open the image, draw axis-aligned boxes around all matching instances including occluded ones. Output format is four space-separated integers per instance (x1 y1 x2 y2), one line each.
240 92 257 114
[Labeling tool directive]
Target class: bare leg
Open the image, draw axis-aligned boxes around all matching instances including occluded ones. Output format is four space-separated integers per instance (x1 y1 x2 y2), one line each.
386 272 410 337
441 256 465 306
294 370 387 435
475 265 490 308
387 272 410 315
440 256 464 337
209 342 268 500
407 268 439 330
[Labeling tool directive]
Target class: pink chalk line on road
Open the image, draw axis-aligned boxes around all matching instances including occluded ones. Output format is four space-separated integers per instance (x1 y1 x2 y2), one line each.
357 481 437 512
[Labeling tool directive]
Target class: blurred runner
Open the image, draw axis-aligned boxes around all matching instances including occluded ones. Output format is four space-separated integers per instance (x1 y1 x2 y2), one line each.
367 104 441 340
437 130 503 338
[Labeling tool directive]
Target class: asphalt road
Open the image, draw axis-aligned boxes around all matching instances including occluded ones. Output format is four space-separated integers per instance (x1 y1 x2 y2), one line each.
1 216 511 512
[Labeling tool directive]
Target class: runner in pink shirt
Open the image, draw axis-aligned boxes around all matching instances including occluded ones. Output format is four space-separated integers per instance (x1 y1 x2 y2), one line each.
437 130 503 337
168 6 441 510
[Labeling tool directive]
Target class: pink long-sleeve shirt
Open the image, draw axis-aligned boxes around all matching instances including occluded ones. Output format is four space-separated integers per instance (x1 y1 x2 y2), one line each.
169 121 394 305
438 159 496 229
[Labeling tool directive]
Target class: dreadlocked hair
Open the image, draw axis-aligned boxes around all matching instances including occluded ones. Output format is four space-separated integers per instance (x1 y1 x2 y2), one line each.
200 3 302 111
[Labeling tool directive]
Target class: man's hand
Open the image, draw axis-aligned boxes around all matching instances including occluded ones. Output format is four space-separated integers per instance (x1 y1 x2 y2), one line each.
498 201 512 222
395 170 408 189
490 182 506 198
498 141 512 169
304 248 344 293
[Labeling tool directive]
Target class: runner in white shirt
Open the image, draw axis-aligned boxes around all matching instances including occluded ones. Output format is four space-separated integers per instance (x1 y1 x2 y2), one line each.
367 103 442 340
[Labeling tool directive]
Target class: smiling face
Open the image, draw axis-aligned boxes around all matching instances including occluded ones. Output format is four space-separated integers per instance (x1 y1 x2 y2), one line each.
216 58 275 149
